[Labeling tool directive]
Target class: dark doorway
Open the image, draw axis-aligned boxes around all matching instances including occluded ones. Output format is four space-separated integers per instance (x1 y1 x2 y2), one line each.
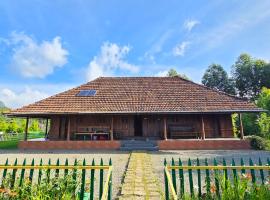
134 115 143 136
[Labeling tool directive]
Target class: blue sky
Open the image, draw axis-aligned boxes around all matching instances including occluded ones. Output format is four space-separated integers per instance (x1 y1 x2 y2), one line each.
0 0 270 108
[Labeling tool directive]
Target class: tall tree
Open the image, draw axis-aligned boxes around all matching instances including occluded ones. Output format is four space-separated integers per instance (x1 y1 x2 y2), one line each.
202 64 235 95
232 53 270 99
167 68 190 80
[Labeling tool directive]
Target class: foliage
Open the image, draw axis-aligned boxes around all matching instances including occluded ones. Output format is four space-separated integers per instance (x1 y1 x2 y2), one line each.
29 120 40 132
246 135 268 150
233 113 260 137
181 173 270 200
232 54 270 99
257 113 270 139
256 87 270 139
167 68 190 80
257 87 270 111
0 171 81 200
202 64 235 95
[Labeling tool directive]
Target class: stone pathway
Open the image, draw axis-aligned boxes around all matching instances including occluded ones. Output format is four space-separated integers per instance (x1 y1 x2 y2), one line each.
119 152 163 200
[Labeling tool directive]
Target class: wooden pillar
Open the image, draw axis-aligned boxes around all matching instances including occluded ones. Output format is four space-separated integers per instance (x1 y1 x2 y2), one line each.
163 116 167 140
201 115 206 140
110 116 114 140
238 113 244 139
24 117 29 141
66 117 71 141
45 118 49 138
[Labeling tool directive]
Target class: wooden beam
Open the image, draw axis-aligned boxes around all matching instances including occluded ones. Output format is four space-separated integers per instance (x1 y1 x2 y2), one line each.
238 113 244 139
201 115 205 140
58 117 62 139
45 118 49 139
24 117 29 141
163 116 167 140
66 117 71 141
110 116 114 140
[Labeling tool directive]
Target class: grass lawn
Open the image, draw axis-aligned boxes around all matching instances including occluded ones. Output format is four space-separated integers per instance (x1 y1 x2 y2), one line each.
0 131 45 149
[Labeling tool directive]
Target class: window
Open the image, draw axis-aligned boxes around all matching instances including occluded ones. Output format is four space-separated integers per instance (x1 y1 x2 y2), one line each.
76 90 96 96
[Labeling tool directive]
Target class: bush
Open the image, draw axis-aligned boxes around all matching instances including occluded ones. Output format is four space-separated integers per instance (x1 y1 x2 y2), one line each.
246 135 268 150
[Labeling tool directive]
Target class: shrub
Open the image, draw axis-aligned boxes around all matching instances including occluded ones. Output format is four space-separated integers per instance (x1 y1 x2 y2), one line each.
246 135 268 150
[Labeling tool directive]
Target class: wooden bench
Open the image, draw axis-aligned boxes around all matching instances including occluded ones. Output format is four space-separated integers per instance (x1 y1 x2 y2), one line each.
169 125 199 139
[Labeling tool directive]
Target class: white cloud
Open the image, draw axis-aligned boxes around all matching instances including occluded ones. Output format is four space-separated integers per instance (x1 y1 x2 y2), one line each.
86 42 139 80
172 41 190 56
0 83 74 108
7 32 68 78
183 19 200 31
154 70 168 77
0 87 49 108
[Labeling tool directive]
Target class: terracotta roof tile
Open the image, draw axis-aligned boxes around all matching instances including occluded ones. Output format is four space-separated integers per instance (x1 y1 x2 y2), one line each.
9 77 262 115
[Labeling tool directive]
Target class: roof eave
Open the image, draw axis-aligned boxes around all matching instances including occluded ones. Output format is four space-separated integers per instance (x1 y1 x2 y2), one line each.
6 109 266 117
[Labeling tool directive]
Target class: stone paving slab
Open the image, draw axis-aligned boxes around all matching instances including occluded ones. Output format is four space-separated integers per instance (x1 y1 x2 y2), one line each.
118 152 163 199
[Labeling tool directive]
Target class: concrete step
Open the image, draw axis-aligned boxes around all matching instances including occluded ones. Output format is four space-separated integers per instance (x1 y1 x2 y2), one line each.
120 146 158 151
120 140 158 151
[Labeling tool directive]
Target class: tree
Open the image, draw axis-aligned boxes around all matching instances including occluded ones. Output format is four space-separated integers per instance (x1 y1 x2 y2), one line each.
6 119 19 133
232 54 270 99
167 69 178 77
29 119 40 132
167 68 190 80
256 87 270 138
202 64 235 95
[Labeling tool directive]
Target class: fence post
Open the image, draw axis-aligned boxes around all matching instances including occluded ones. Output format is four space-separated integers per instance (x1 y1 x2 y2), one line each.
240 158 245 175
222 158 228 189
46 159 51 183
38 159 43 185
99 158 104 200
11 158 18 188
1 159 8 187
188 159 194 197
80 159 86 200
267 158 270 177
249 158 256 183
205 158 210 194
29 158 35 183
258 158 264 184
178 158 184 198
196 158 202 198
108 158 112 200
164 159 169 200
232 159 238 182
55 158 60 178
64 158 69 178
213 159 220 199
171 158 177 193
19 158 26 186
90 159 95 200
73 159 78 198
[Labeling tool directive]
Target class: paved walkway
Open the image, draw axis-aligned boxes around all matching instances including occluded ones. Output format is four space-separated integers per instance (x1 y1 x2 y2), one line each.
119 152 163 200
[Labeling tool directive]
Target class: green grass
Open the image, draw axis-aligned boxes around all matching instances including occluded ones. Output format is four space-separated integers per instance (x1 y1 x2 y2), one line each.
0 131 45 149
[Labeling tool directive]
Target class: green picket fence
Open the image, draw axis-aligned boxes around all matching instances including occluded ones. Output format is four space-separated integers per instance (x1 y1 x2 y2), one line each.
0 158 113 200
164 157 270 200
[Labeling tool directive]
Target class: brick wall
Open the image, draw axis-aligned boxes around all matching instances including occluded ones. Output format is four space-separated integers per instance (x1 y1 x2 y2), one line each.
18 141 121 150
158 139 251 150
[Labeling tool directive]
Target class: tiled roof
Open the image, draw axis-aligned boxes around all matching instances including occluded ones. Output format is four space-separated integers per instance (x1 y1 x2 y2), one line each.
9 77 262 116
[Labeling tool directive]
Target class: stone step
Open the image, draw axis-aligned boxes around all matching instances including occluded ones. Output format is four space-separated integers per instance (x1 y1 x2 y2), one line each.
120 146 158 151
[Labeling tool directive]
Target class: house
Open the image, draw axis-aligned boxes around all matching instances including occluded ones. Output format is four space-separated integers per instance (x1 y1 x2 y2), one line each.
8 77 263 150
